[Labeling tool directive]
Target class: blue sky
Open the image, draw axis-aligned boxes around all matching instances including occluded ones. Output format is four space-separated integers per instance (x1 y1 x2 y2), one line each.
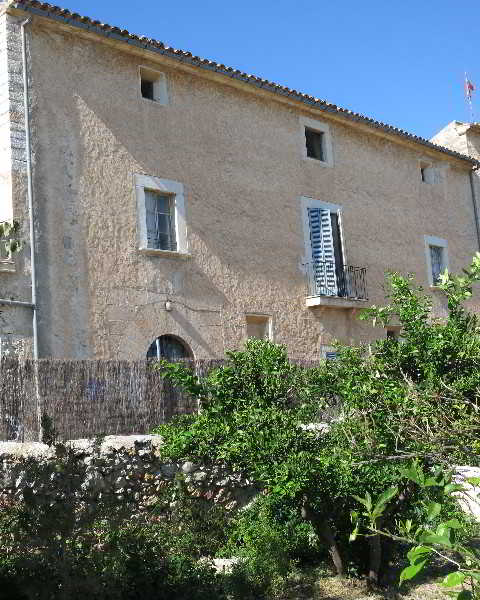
54 0 479 139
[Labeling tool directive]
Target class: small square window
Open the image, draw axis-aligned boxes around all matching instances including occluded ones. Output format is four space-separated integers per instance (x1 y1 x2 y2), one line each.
419 162 442 184
141 79 155 100
246 315 272 340
321 345 338 360
305 128 325 161
139 67 168 104
145 190 177 251
386 328 401 340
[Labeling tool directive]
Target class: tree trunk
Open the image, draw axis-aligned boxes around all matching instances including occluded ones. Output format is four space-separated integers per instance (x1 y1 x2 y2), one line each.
301 500 344 577
367 532 382 586
367 485 412 585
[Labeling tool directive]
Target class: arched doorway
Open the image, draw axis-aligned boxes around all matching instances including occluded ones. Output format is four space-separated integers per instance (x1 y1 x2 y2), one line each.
146 335 193 362
147 335 195 422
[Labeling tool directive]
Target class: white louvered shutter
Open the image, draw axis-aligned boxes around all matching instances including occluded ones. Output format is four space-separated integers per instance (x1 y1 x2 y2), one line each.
308 208 338 296
145 190 158 249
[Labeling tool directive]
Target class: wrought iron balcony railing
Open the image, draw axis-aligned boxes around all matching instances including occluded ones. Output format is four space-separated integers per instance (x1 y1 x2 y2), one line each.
305 261 368 301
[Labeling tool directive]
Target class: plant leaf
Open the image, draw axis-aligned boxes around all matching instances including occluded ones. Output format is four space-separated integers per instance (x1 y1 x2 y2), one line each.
444 483 464 495
375 486 398 508
441 572 466 588
419 533 452 547
426 501 442 521
443 519 462 529
407 545 432 565
399 559 427 584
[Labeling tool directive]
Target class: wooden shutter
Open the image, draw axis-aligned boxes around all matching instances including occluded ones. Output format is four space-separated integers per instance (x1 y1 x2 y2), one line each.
308 208 338 296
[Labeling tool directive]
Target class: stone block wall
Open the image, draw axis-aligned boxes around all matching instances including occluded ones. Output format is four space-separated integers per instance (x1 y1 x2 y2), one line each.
0 434 260 511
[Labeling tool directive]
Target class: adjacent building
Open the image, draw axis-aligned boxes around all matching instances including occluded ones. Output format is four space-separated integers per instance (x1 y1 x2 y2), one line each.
0 0 479 361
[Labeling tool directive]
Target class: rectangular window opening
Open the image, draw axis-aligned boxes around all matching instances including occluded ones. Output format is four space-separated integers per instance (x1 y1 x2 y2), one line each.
429 245 445 285
305 128 325 161
386 328 401 340
141 78 155 100
139 67 168 104
145 190 177 252
246 315 272 340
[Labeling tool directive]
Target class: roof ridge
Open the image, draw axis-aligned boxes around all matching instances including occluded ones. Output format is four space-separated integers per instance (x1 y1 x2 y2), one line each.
8 0 480 166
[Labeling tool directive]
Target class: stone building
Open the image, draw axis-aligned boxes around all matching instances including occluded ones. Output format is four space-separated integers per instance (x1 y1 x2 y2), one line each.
0 0 479 361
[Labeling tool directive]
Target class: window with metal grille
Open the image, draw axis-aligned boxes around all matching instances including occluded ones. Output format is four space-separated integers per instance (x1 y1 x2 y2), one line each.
429 245 444 284
305 128 325 161
145 191 177 251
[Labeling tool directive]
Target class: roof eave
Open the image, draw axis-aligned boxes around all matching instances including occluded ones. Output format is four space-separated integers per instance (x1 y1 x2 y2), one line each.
7 0 480 168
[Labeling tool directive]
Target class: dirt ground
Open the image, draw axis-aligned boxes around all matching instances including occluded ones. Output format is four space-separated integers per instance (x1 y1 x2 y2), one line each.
301 576 446 600
280 562 458 600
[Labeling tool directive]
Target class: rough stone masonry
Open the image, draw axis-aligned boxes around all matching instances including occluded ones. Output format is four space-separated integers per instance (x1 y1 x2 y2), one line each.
0 434 260 511
0 434 478 521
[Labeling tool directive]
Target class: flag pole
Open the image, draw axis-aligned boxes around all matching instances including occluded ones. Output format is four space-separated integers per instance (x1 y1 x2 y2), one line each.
465 71 475 122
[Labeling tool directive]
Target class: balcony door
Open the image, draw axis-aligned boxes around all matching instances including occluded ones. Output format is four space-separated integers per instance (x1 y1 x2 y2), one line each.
307 206 345 297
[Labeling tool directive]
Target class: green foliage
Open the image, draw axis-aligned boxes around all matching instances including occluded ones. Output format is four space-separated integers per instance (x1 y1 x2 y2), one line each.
0 450 229 600
154 256 480 582
0 219 22 257
0 511 225 600
352 462 480 599
152 473 232 558
40 413 57 446
154 339 327 498
225 494 319 563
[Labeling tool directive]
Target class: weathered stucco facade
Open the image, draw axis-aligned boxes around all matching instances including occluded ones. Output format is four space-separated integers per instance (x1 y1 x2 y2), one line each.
1 1 480 360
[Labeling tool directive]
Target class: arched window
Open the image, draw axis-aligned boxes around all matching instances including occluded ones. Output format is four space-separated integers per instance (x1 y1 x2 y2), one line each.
147 335 192 362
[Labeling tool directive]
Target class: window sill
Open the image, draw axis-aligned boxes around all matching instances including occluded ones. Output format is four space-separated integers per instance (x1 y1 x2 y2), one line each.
138 248 192 260
303 156 333 168
306 295 368 309
0 259 16 273
140 97 168 106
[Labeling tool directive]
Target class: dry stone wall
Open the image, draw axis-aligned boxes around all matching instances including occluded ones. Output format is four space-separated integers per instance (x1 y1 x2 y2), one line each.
1 434 477 522
0 435 260 511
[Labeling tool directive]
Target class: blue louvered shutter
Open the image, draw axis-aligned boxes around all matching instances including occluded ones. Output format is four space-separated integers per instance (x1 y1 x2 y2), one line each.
308 208 338 296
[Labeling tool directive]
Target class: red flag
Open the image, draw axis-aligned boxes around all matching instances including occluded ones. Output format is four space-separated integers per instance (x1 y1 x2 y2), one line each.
465 79 475 99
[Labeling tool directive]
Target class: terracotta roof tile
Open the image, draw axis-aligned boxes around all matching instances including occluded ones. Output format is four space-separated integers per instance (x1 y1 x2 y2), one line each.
8 0 479 166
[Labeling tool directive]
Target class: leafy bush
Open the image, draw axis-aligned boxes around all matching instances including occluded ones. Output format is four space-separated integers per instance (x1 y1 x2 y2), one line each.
0 512 225 600
220 494 321 598
352 462 480 599
0 219 22 256
0 448 228 600
151 473 232 558
155 255 480 583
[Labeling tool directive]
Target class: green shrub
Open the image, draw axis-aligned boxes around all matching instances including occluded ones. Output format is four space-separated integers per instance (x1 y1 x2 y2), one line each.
352 462 480 599
154 255 480 584
0 450 229 600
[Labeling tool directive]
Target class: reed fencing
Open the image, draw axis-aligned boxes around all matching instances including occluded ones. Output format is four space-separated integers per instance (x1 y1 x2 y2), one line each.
0 357 320 442
0 358 226 442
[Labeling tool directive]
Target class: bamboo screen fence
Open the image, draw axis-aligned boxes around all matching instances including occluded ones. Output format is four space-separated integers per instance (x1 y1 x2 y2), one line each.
0 358 320 442
0 358 226 442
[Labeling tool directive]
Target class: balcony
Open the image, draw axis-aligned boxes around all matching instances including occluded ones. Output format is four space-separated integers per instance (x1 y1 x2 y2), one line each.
305 261 368 309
